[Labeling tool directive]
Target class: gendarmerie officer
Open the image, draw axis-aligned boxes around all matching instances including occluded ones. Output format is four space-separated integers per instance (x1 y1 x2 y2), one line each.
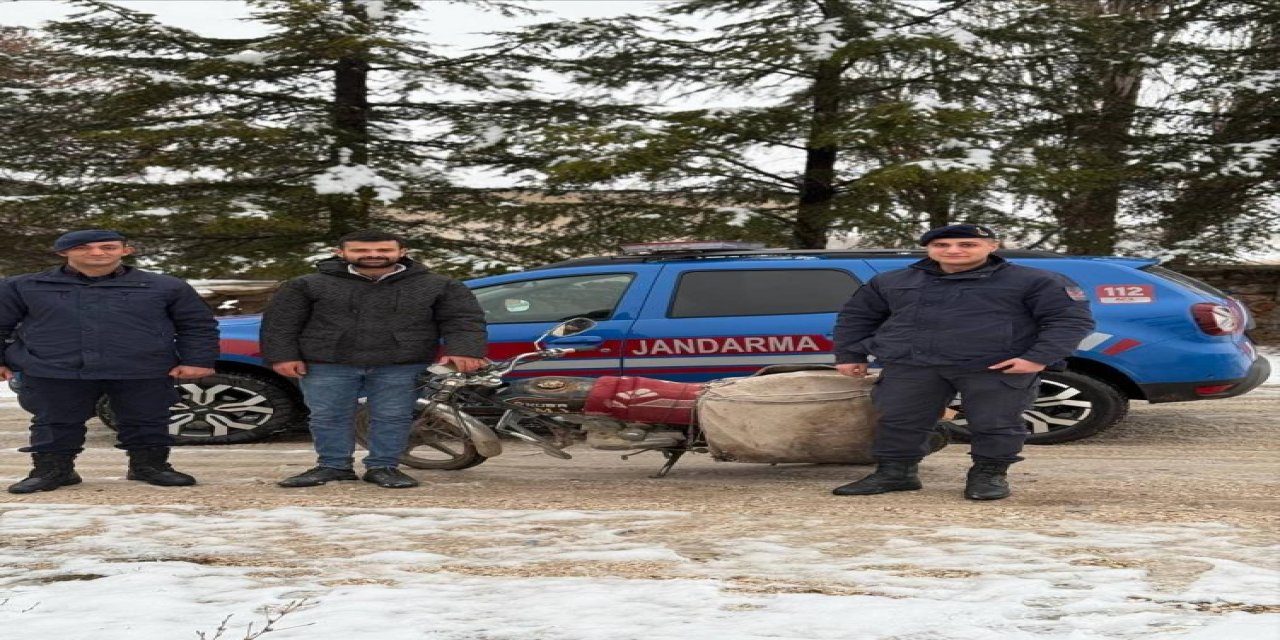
830 224 1095 500
0 230 219 493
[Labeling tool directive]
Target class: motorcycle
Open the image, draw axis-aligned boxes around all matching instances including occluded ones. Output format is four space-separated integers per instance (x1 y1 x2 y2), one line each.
354 318 948 477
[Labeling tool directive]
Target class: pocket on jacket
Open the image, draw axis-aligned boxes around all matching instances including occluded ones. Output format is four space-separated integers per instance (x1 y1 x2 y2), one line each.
935 320 1014 361
884 286 922 306
299 330 343 361
109 290 166 312
25 287 71 300
391 330 439 362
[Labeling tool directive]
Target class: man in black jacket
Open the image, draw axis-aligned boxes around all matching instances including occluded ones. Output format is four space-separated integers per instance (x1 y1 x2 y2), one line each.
261 230 488 489
0 230 219 494
831 224 1095 500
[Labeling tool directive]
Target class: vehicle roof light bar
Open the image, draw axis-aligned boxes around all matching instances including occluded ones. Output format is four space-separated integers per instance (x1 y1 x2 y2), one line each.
619 241 767 255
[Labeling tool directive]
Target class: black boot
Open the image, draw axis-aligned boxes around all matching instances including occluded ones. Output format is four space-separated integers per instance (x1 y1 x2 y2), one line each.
832 461 922 496
8 453 82 494
126 448 196 487
964 462 1011 500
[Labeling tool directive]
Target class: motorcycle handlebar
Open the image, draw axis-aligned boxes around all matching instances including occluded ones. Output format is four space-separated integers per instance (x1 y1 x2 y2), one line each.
428 347 580 380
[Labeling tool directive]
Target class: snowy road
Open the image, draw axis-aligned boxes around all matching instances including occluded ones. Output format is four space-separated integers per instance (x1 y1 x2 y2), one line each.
1 381 1278 639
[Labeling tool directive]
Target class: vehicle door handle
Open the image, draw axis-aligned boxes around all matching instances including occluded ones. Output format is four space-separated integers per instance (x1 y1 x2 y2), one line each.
548 336 604 347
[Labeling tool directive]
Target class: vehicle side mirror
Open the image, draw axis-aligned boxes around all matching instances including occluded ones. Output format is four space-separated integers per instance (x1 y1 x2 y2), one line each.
550 318 597 337
534 318 597 349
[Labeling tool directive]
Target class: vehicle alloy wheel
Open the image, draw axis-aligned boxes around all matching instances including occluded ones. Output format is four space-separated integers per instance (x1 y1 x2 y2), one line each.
944 370 1129 445
97 371 301 445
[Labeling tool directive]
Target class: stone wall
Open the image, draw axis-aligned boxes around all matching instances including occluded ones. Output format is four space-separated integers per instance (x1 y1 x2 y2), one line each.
1171 265 1280 345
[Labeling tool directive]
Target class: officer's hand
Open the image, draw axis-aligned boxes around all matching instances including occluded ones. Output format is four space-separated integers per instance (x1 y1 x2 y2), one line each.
0 366 13 381
988 358 1046 374
272 361 308 378
169 366 215 380
438 355 487 374
836 363 870 377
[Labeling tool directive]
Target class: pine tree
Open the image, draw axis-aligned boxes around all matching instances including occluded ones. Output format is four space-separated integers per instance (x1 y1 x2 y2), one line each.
489 0 1002 250
13 0 1271 272
492 0 1276 258
0 26 112 273
960 0 1278 257
1149 1 1280 261
7 0 593 277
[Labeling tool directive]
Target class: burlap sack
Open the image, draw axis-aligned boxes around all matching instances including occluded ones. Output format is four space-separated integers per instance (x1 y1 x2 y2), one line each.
696 369 880 464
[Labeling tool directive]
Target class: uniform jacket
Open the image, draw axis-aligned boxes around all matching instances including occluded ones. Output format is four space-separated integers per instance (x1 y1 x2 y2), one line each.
259 257 487 366
0 265 220 379
833 256 1095 369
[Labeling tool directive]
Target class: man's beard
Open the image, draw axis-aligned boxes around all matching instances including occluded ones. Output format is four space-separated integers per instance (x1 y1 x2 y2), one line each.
346 256 396 268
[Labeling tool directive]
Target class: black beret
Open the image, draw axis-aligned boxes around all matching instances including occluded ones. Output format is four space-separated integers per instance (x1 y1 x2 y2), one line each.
52 229 127 252
918 224 998 246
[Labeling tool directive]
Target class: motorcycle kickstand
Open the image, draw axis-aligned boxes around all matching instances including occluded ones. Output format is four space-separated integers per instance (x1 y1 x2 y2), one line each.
650 449 686 479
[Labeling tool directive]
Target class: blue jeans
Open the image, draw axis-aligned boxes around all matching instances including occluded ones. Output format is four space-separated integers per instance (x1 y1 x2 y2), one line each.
298 363 425 469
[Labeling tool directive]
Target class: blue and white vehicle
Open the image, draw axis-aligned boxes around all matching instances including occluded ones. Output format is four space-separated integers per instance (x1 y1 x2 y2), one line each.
164 242 1270 445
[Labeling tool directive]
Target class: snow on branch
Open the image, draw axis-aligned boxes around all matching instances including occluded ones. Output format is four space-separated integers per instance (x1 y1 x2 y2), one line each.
311 151 404 202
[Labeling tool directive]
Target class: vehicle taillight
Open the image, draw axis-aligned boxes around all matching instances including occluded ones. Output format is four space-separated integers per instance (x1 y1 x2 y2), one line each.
1195 384 1236 395
1191 303 1243 336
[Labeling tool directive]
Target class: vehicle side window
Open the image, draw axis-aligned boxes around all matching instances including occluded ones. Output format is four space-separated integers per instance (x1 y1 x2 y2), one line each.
670 269 860 318
473 273 635 324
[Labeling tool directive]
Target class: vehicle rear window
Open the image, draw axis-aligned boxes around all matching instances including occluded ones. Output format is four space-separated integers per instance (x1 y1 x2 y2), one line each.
1141 265 1229 298
670 269 859 318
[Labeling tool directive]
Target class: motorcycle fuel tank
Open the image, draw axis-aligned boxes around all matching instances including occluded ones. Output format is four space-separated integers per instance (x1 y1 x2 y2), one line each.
492 376 596 414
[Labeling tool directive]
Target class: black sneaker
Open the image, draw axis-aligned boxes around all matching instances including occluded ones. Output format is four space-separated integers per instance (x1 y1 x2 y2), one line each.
964 462 1012 501
362 467 419 489
278 466 359 488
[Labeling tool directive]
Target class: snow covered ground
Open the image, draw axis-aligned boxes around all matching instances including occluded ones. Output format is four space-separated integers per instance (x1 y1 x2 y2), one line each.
0 353 1275 639
0 383 16 410
0 504 1276 640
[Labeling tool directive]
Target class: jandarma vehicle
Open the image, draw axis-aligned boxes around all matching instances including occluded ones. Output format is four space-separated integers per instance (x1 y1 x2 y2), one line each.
93 241 1270 446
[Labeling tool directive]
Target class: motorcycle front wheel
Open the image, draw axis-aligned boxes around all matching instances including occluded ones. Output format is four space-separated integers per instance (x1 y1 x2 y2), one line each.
355 403 488 470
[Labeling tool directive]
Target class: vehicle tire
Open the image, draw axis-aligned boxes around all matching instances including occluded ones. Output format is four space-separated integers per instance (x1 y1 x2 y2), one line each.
355 403 488 470
943 370 1129 445
96 370 301 445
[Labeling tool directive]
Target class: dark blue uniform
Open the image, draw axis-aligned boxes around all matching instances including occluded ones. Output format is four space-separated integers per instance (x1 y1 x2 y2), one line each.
833 256 1095 463
0 266 219 454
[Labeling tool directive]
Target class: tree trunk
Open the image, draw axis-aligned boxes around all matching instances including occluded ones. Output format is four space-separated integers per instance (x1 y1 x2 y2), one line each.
1055 0 1164 255
795 58 842 249
327 2 373 237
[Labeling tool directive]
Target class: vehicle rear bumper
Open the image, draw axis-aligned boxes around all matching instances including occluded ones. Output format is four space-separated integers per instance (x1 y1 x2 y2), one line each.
1140 354 1271 403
